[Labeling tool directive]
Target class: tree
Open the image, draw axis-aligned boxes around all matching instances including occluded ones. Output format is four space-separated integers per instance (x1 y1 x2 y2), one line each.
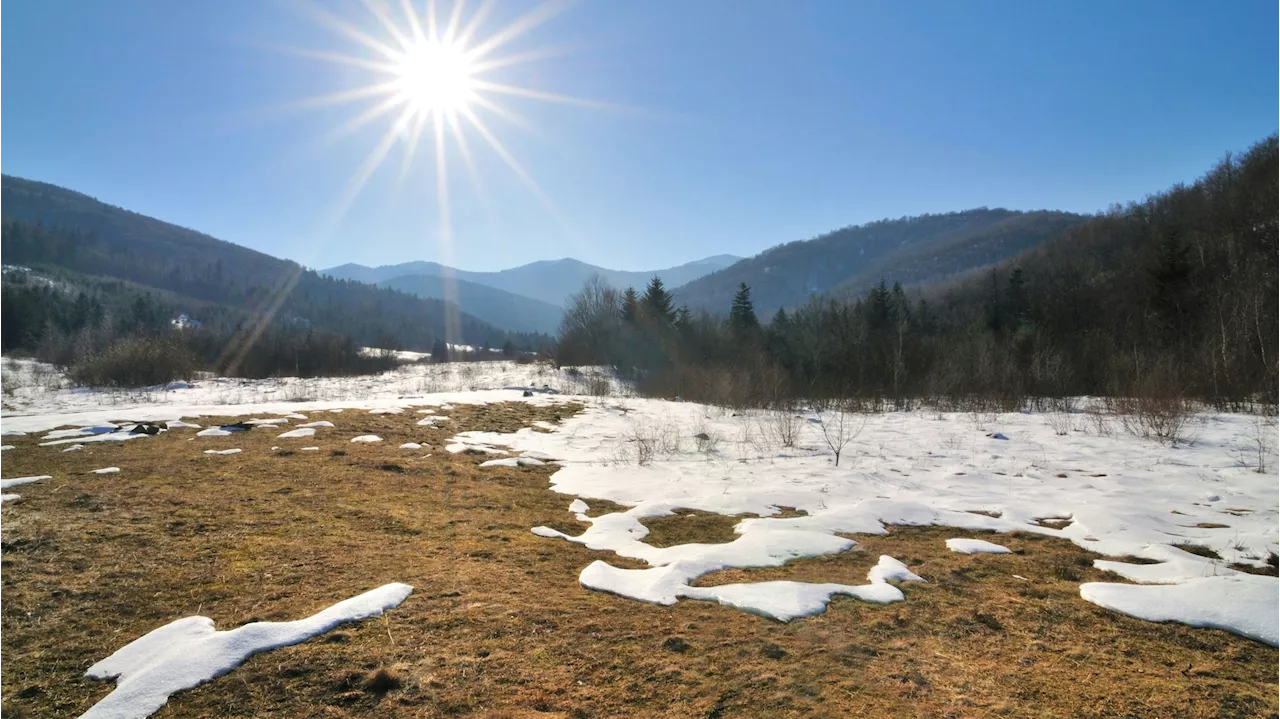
640 276 676 325
620 287 640 324
431 338 450 363
728 282 760 339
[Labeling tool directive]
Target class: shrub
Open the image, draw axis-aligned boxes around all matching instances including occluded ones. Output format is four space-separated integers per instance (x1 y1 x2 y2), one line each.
71 336 201 388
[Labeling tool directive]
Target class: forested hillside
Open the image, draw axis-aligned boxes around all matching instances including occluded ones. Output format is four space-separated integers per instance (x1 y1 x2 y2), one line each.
673 209 1085 316
560 135 1277 409
0 177 546 352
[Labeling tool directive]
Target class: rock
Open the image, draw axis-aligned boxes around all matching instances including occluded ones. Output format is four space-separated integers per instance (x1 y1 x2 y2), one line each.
663 637 690 653
692 432 711 441
522 390 534 397
760 643 787 660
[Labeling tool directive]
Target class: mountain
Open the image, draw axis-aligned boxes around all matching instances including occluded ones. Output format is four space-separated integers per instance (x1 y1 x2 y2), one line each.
376 273 566 335
323 254 743 308
0 176 543 351
673 209 1086 317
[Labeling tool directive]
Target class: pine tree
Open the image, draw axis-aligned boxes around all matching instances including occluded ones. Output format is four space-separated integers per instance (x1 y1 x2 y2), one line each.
728 282 760 338
620 287 640 323
641 276 675 324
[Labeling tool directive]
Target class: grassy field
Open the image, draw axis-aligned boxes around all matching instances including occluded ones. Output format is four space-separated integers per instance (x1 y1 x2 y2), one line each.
1 402 1276 718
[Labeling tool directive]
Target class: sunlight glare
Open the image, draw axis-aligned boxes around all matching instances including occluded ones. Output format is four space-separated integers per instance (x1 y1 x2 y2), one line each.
393 39 477 117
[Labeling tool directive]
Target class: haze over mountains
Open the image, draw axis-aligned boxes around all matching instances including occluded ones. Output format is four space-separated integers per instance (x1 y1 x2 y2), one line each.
323 255 742 308
2 171 1108 340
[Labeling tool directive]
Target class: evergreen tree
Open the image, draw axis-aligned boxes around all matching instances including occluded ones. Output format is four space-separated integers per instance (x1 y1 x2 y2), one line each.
620 287 640 323
430 338 450 363
728 282 760 338
640 276 676 325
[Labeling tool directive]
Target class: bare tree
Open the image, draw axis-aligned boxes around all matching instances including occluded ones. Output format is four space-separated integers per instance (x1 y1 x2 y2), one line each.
816 401 867 467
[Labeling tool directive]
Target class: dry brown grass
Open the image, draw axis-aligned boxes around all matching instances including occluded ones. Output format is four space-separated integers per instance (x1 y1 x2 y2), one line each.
1 402 1276 718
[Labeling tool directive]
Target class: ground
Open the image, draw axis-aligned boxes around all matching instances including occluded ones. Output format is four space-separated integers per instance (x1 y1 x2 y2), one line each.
2 393 1276 718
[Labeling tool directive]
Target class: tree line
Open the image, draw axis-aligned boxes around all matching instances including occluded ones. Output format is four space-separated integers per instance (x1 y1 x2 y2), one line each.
556 135 1277 412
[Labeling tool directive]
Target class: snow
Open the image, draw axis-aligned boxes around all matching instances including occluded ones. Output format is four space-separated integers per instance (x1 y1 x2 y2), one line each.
91 467 121 475
40 431 152 447
350 435 383 443
568 499 590 514
1 475 50 490
1 359 1275 642
44 424 118 439
166 420 201 429
400 442 423 450
416 416 445 426
478 456 545 468
277 428 316 439
0 445 12 451
1 429 27 437
1 494 21 502
62 444 86 452
1081 575 1278 646
81 583 413 719
300 447 320 451
203 449 242 455
369 407 403 415
296 421 334 428
946 538 1013 554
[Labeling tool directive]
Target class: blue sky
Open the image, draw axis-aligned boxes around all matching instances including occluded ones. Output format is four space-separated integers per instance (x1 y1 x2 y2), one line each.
4 0 1276 272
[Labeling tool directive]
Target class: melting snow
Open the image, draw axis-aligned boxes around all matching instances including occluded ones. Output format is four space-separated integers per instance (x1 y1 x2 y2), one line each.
203 449 242 455
946 538 1013 554
350 435 383 443
1 475 50 490
400 442 423 450
81 583 413 719
62 444 86 452
296 421 334 428
1081 575 1277 646
277 428 316 439
0 445 13 451
91 467 121 475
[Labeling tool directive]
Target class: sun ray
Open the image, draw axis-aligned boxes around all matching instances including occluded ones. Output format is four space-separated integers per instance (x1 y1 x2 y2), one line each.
255 43 400 74
358 0 412 51
469 45 575 75
454 0 497 48
394 111 431 192
442 0 466 43
447 110 488 200
398 0 428 45
468 93 535 133
465 0 574 61
324 91 411 144
470 79 621 111
295 0 402 62
458 105 558 214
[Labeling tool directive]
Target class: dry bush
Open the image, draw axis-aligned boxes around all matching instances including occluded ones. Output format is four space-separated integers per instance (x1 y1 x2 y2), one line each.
1044 396 1079 436
621 416 681 465
1106 395 1194 444
70 336 201 388
758 407 803 448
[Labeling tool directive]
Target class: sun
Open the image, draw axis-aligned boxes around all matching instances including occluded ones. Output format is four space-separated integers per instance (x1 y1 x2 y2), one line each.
392 39 477 118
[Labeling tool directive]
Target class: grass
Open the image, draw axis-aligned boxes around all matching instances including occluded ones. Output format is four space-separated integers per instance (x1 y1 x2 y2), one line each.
1 402 1276 718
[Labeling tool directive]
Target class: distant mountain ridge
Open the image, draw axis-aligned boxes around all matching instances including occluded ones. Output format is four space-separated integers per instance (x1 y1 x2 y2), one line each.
374 273 566 335
0 175 540 350
673 209 1087 317
323 254 743 308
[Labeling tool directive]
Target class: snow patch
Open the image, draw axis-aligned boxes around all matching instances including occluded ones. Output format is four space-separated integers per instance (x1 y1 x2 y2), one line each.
1081 575 1278 646
91 467 121 475
203 449 242 456
350 435 383 443
1 475 50 490
277 428 316 439
946 538 1013 554
81 583 413 719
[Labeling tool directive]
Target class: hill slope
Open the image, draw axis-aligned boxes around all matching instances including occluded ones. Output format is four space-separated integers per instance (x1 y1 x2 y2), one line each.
377 273 565 335
673 209 1085 316
324 254 742 307
0 176 540 351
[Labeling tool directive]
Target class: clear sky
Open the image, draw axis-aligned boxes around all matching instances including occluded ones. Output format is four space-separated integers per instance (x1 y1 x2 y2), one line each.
4 1 1276 272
